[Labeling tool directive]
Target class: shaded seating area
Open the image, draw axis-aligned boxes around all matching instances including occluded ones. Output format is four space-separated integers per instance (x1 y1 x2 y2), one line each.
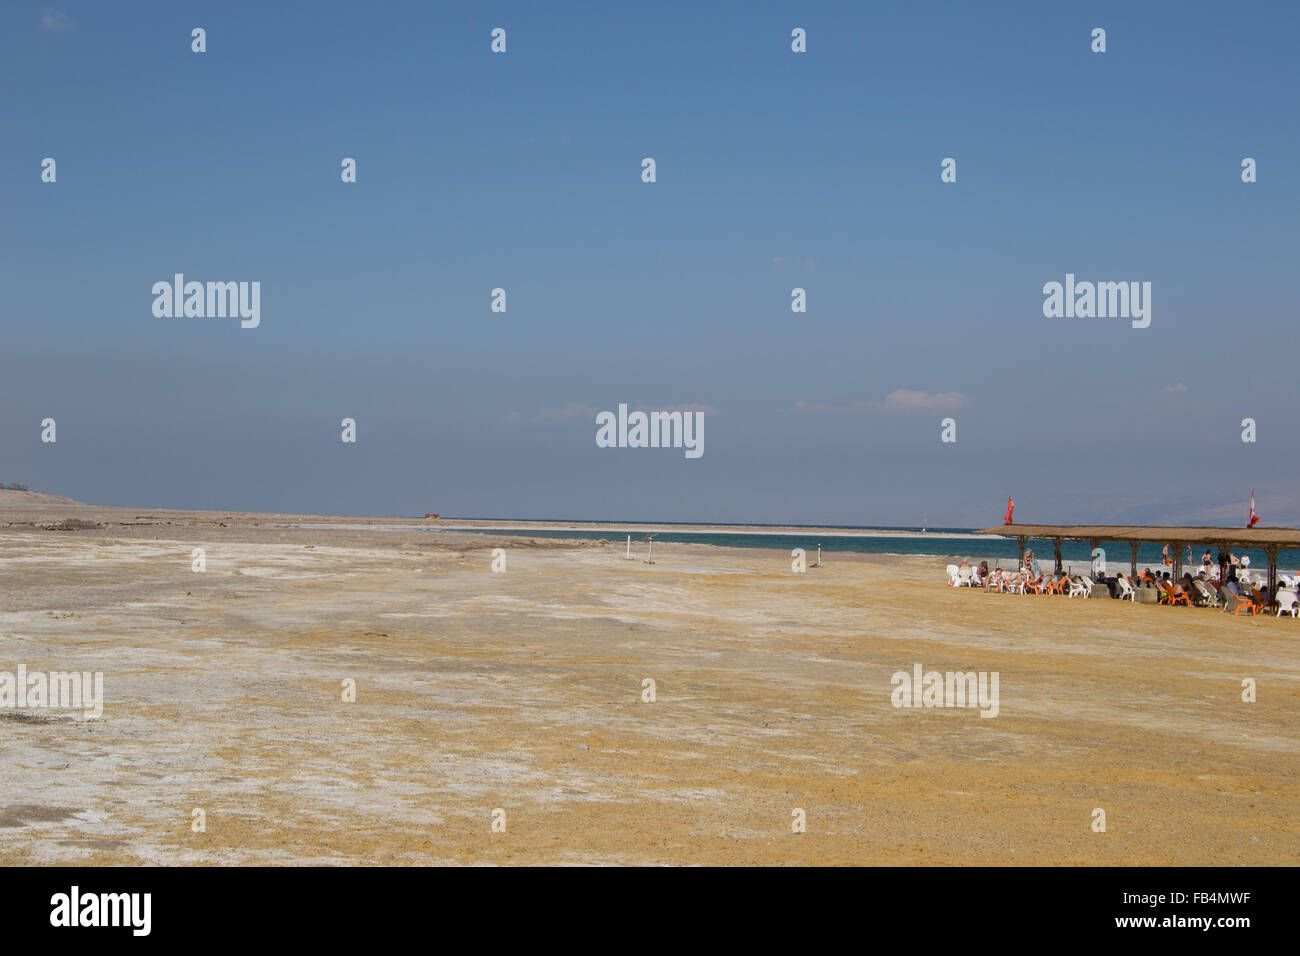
955 523 1300 619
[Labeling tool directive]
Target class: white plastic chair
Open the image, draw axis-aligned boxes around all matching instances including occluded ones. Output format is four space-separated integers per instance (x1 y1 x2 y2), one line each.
958 565 973 587
1193 580 1219 607
1117 577 1136 601
1277 591 1298 618
1068 575 1092 598
946 564 960 587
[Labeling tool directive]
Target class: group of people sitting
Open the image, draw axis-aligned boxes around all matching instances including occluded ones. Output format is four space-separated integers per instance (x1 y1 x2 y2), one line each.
948 549 1299 616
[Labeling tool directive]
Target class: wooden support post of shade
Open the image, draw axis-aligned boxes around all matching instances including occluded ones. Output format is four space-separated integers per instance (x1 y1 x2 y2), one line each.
1266 545 1279 602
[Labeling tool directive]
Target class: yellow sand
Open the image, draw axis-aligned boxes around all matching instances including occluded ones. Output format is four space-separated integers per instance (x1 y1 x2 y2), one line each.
0 501 1295 864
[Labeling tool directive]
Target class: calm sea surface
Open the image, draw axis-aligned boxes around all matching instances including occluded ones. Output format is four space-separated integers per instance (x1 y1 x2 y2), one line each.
424 523 1300 572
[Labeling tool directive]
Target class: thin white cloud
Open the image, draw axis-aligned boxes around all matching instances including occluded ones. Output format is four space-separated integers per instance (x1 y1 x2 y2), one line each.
1161 383 1188 393
882 389 969 411
41 6 77 30
506 402 719 424
536 402 600 422
504 403 598 425
789 389 970 415
633 403 718 415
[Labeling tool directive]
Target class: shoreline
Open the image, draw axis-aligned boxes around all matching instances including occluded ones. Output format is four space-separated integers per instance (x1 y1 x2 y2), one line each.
303 520 1002 540
0 495 997 540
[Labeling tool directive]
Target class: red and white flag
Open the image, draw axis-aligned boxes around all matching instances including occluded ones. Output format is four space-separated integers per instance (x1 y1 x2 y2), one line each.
1246 491 1260 528
1004 497 1014 525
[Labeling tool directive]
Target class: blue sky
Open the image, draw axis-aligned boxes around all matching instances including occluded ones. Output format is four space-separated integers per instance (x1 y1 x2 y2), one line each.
3 1 1298 526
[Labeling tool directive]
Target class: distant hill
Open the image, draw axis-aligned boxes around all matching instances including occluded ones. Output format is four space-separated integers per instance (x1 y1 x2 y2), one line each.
0 488 82 507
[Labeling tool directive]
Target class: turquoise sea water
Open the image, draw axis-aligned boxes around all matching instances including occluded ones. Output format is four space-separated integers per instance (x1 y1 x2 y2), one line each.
426 523 1300 573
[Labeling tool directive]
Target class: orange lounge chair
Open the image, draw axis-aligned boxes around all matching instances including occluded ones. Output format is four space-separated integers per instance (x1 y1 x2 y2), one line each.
1159 581 1190 607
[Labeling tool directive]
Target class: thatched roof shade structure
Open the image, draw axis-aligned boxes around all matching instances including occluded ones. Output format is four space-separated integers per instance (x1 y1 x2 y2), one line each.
975 524 1300 592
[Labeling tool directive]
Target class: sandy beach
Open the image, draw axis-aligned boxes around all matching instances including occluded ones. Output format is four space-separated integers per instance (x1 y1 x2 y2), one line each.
0 492 1296 865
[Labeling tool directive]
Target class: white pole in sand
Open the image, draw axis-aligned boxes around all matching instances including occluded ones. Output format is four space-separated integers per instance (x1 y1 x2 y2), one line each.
645 534 656 565
626 534 631 559
817 544 822 567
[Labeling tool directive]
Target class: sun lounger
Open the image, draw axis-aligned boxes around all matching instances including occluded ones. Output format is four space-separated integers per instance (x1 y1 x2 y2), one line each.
1192 580 1219 607
1220 587 1258 616
1276 590 1298 618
